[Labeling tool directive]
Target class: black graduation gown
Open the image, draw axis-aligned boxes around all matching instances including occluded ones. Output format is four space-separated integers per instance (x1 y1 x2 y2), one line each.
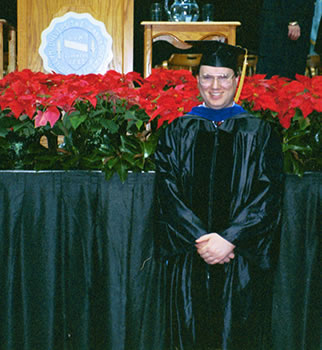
154 113 284 350
256 0 315 79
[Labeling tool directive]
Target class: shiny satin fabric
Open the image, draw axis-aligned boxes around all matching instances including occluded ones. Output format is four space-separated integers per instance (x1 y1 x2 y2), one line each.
272 173 322 350
0 171 164 350
154 113 284 350
0 171 319 349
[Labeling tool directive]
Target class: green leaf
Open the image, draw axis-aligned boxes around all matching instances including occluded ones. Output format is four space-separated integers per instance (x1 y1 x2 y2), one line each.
100 119 119 133
283 151 303 176
283 144 312 152
142 133 159 158
122 152 136 166
133 157 145 169
135 119 144 130
124 110 135 120
19 114 30 121
69 113 88 130
107 156 119 169
142 140 156 158
0 116 20 128
298 116 311 130
90 108 108 118
104 168 114 181
99 143 112 154
115 102 128 115
12 123 27 132
115 160 130 183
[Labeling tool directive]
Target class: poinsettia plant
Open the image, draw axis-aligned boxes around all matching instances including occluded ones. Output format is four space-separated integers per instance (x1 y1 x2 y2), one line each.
0 68 199 181
239 74 322 175
0 68 321 180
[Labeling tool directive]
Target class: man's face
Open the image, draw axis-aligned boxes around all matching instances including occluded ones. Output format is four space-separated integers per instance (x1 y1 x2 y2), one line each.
197 66 239 110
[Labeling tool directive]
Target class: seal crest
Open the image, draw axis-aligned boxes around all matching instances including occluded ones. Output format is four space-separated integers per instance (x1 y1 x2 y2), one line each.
39 12 113 75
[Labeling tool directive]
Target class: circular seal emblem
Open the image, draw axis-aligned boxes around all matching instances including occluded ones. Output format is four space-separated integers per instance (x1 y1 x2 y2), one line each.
39 12 113 75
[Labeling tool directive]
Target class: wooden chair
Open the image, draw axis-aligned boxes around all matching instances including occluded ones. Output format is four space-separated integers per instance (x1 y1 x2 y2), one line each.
306 55 321 77
161 53 202 75
237 53 258 76
158 34 227 75
141 21 241 76
162 51 258 78
0 19 16 79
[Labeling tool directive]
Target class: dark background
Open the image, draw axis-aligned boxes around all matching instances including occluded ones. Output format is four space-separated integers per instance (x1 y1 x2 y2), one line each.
1 0 263 75
133 0 263 74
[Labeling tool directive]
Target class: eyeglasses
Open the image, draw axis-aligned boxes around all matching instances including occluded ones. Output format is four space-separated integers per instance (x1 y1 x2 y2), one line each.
199 73 235 87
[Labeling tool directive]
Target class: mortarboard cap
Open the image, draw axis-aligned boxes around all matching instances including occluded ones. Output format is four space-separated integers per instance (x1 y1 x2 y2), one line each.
185 40 248 103
185 40 246 74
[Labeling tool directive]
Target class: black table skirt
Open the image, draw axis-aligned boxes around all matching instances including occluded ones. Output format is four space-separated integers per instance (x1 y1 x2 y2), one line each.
0 171 320 350
0 171 165 350
272 172 321 350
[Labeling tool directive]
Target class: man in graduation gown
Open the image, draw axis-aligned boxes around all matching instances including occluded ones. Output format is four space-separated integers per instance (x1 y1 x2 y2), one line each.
154 41 284 350
256 0 315 79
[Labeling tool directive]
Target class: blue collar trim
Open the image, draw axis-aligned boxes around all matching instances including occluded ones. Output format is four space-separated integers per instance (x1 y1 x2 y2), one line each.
188 104 247 122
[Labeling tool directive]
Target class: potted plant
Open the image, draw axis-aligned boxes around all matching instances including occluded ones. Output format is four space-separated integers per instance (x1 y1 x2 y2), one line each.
0 68 199 181
239 73 322 176
0 68 321 179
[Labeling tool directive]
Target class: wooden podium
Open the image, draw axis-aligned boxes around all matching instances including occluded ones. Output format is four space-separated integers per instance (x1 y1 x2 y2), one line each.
17 0 134 74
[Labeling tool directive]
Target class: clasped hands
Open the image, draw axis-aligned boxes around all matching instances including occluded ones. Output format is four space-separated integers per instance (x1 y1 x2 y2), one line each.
195 233 235 265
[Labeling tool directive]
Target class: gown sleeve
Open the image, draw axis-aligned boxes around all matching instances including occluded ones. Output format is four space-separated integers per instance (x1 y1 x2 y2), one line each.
154 120 207 256
219 120 284 267
282 0 315 26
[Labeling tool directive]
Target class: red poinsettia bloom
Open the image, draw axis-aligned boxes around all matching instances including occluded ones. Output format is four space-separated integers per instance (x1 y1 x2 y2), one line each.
0 68 321 132
34 106 61 128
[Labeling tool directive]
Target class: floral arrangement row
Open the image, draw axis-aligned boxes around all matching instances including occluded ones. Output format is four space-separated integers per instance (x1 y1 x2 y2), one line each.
0 68 321 180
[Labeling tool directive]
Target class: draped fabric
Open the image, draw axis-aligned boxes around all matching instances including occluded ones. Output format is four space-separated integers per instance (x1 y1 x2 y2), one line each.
257 0 315 79
272 172 322 350
0 171 320 350
0 171 165 350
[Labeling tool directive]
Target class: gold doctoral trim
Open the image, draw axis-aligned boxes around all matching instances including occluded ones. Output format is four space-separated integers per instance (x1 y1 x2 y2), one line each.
234 48 248 103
